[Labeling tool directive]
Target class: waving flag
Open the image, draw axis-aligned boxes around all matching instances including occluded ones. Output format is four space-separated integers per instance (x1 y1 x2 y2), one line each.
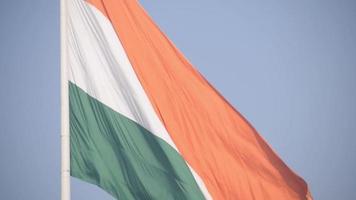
63 0 312 199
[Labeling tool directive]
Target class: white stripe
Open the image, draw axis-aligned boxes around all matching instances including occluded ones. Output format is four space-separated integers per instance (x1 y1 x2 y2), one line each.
67 0 212 199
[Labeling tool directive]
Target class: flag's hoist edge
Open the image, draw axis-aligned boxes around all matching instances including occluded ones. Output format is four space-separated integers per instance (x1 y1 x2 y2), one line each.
67 0 212 199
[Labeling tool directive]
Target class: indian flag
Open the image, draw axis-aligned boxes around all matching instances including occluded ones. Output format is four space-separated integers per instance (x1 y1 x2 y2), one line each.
60 0 312 199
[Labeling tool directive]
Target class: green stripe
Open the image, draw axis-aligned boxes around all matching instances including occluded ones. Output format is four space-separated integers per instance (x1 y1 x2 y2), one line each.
69 82 205 200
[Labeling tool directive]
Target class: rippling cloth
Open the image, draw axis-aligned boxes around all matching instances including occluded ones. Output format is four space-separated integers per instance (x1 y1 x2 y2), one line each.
66 0 312 199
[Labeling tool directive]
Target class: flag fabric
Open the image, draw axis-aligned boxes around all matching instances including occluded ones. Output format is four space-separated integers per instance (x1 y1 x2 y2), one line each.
67 0 312 199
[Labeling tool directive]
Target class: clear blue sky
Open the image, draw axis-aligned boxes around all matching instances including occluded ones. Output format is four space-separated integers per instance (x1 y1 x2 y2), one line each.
0 0 355 199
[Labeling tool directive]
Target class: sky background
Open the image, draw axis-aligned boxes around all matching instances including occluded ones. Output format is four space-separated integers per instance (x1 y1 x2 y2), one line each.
0 0 355 199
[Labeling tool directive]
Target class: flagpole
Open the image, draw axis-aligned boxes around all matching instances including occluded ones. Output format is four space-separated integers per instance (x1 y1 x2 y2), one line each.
60 0 70 199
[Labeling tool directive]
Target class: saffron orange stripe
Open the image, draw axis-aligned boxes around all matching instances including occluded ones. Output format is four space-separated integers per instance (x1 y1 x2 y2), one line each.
87 0 312 199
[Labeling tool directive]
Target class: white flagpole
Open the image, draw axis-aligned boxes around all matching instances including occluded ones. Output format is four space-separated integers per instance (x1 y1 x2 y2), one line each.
60 0 70 199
